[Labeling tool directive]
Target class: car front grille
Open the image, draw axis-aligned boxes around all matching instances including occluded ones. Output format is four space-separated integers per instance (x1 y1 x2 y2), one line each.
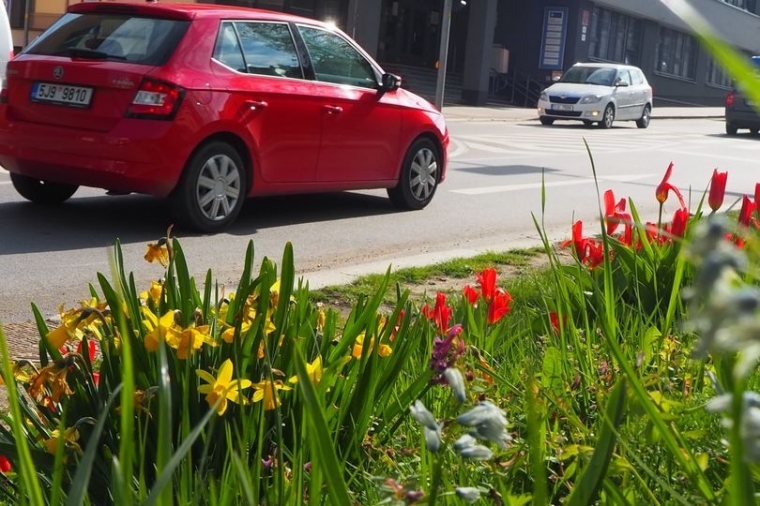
548 110 582 117
549 96 580 104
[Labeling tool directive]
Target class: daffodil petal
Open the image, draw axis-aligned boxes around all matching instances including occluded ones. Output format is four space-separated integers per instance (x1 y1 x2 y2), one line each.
217 359 233 385
196 370 216 385
231 379 252 389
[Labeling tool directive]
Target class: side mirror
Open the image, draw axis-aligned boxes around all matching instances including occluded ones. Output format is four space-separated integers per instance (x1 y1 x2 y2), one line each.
380 73 401 92
615 79 629 87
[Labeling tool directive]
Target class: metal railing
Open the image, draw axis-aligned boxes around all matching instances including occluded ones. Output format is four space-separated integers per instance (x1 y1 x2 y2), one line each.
489 67 543 108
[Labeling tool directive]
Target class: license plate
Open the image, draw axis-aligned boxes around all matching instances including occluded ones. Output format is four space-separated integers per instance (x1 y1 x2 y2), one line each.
552 104 573 111
31 82 93 108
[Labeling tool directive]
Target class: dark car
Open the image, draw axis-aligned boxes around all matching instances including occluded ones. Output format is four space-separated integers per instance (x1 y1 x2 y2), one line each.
725 56 760 136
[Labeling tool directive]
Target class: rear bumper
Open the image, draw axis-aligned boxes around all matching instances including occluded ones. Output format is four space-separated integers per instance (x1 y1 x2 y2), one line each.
0 116 189 197
726 108 760 129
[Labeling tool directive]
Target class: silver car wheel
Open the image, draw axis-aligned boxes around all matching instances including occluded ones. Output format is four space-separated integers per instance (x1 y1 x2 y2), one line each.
409 147 438 201
195 154 242 222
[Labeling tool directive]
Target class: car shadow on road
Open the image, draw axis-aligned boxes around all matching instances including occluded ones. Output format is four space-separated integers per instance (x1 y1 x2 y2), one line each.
0 191 397 255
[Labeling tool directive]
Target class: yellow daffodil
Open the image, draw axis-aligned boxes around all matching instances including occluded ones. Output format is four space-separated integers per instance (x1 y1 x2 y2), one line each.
142 309 180 352
252 378 292 410
46 324 75 349
221 322 251 344
352 334 393 359
42 427 80 455
49 366 73 402
0 362 34 386
139 280 165 305
270 278 282 308
288 356 323 385
167 325 216 360
144 241 169 267
317 308 326 332
196 359 252 416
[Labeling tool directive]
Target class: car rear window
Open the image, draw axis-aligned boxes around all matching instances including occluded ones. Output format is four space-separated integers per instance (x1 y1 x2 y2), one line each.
23 13 189 65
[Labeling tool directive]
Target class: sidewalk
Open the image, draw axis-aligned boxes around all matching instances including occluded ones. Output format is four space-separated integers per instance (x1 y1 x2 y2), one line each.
441 104 725 122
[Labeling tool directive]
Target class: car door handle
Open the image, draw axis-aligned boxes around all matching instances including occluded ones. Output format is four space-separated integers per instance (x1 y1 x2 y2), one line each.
245 100 268 111
324 105 343 115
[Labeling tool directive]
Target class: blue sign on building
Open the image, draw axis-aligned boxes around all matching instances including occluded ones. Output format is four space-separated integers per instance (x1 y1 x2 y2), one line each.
539 7 568 70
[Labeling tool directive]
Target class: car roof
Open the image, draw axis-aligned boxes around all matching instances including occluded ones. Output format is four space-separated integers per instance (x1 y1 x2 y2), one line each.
68 2 325 25
570 62 641 71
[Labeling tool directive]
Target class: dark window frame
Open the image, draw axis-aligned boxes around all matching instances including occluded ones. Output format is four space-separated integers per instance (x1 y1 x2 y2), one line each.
654 26 698 80
587 7 642 66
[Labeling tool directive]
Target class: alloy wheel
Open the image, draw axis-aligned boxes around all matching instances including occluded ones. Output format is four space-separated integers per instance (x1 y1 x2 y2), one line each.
409 147 438 201
195 153 242 222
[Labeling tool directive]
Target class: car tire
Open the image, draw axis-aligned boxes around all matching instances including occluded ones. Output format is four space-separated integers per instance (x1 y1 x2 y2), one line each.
636 105 651 129
726 122 738 135
10 173 78 205
170 141 246 233
599 104 615 129
387 137 440 210
539 117 554 126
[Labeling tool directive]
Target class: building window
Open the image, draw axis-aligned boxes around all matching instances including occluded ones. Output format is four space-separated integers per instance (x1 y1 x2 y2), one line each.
587 7 642 66
655 27 697 79
723 0 757 13
706 57 732 88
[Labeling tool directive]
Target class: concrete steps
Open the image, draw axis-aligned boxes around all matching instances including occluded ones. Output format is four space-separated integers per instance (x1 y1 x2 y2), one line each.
379 63 463 106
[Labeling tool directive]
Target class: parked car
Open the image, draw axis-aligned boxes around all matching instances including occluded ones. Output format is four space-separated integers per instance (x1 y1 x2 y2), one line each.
724 56 760 136
0 2 448 233
536 62 653 129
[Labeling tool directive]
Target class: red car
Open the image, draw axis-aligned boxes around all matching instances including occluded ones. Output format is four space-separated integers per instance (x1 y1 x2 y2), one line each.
0 2 448 232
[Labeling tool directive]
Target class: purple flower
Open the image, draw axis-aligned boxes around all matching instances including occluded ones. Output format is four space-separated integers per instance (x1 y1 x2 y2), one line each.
430 324 465 375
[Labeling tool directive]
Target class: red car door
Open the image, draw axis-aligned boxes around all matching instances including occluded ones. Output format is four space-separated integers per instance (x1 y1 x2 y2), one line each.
297 25 401 183
213 20 321 185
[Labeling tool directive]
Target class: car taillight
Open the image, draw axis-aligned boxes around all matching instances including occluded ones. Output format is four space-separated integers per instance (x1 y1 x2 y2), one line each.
726 91 735 107
126 78 184 119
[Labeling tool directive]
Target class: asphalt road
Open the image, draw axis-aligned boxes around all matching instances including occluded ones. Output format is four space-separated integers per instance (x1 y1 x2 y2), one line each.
0 116 755 331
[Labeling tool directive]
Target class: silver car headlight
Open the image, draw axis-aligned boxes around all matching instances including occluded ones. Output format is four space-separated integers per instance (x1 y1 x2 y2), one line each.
539 91 548 101
579 95 602 104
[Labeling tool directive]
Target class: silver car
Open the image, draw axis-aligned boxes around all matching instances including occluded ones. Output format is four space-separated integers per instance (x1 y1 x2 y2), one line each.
536 62 653 129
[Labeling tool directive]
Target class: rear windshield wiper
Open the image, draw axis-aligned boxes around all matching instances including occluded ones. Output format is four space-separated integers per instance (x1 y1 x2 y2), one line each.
58 47 127 61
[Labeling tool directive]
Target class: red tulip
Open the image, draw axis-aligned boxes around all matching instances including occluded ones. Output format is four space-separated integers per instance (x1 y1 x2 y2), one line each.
77 339 96 363
603 189 631 235
475 267 498 302
708 169 727 212
739 195 755 226
755 183 760 217
421 292 452 335
564 220 587 261
462 285 479 305
669 208 689 238
487 290 512 325
655 162 686 207
0 455 11 473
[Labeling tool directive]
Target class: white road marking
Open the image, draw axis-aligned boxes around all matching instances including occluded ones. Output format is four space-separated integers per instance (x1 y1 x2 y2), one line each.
451 174 657 195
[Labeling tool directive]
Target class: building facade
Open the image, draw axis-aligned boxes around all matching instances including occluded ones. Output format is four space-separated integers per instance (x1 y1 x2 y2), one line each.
7 0 760 107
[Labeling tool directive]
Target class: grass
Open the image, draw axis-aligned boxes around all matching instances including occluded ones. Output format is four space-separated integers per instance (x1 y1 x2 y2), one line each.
308 247 546 312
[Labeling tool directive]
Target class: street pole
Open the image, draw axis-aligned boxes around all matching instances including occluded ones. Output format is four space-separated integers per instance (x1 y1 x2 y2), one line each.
434 0 452 111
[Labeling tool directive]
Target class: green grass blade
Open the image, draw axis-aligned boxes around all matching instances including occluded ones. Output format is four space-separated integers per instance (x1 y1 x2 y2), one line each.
143 401 218 506
0 325 45 505
566 378 626 506
65 384 124 506
292 347 352 506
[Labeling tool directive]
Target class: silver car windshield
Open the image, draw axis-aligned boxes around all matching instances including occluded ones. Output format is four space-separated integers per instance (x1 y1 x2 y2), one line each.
559 66 617 86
